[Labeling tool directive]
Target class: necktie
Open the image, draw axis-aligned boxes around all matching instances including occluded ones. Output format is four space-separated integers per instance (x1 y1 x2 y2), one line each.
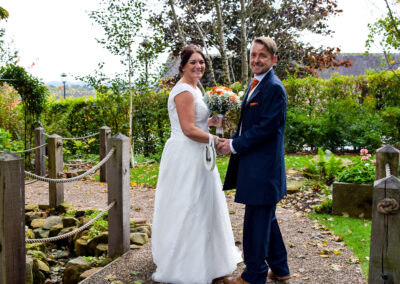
247 78 259 102
249 78 259 92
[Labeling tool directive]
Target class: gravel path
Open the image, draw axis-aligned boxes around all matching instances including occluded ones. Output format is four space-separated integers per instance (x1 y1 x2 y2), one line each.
26 180 367 284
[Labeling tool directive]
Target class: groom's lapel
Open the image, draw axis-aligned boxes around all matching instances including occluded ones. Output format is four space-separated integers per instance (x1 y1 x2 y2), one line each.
241 82 251 108
244 69 274 107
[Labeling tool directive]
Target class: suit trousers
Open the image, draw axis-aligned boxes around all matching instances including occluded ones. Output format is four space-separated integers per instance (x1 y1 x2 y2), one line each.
241 204 290 284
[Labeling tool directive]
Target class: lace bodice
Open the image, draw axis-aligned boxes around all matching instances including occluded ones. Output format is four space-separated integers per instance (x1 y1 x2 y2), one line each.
168 83 210 137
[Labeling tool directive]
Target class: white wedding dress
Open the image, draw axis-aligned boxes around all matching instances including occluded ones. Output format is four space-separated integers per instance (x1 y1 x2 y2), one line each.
152 83 242 284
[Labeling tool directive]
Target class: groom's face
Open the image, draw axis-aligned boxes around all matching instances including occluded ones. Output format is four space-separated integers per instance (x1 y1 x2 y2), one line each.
249 42 277 76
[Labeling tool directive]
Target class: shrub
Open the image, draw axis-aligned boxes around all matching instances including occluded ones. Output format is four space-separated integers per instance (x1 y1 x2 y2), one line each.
303 148 343 185
337 149 375 184
0 128 24 152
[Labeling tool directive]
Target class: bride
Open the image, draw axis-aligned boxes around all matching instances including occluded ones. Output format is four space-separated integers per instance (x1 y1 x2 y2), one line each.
152 45 242 284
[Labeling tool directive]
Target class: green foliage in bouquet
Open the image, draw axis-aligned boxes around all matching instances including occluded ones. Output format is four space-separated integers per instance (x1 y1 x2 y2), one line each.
203 86 241 114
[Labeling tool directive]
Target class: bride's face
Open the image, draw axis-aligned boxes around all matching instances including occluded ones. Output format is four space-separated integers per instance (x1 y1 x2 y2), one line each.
182 52 205 81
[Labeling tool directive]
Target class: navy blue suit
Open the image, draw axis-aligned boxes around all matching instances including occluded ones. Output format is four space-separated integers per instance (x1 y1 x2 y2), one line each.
223 69 289 283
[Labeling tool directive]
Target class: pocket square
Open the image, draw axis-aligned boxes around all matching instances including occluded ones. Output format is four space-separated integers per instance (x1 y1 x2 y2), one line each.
250 102 259 106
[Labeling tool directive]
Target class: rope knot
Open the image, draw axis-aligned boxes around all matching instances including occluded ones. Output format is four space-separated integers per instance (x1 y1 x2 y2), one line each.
377 198 399 214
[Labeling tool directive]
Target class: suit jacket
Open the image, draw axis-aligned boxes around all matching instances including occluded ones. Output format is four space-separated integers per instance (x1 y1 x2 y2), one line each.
223 69 287 205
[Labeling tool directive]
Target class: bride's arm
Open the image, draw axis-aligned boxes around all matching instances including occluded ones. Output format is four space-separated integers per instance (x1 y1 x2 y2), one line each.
175 91 218 144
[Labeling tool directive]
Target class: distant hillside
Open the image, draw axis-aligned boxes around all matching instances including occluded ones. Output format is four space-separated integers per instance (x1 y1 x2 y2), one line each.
46 83 95 98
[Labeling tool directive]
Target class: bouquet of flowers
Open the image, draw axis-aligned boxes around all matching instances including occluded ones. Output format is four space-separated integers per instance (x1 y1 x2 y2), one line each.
203 86 241 134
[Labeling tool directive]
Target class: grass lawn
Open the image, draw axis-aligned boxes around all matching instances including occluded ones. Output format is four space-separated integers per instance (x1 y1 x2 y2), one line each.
309 213 371 278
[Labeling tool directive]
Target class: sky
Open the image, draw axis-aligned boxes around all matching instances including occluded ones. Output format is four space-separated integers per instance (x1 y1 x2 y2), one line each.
0 0 389 83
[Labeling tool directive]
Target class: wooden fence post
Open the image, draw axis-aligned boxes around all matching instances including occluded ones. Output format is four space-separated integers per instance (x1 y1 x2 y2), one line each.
107 133 130 258
369 145 400 283
0 152 26 284
100 126 111 182
35 127 46 176
48 135 64 208
375 145 400 180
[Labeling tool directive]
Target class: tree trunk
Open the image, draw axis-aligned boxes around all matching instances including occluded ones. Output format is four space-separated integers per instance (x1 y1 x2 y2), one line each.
214 0 231 85
187 9 217 87
168 0 186 50
128 47 135 167
240 0 249 87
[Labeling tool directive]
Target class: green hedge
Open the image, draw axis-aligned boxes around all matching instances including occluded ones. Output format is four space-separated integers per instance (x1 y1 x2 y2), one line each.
43 88 169 159
41 70 400 156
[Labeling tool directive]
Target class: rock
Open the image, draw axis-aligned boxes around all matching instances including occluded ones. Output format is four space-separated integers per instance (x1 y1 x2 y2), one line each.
131 218 147 225
95 243 108 256
26 256 34 284
130 226 151 238
56 203 74 213
33 228 49 239
49 223 64 237
74 238 89 256
50 249 70 260
98 257 113 267
62 217 79 228
32 259 46 284
78 216 90 227
75 209 86 218
43 216 63 230
54 226 76 247
79 267 102 281
27 250 47 261
87 232 108 256
25 211 47 225
38 204 51 211
36 259 50 274
31 218 46 229
130 244 141 249
63 257 91 284
130 232 148 245
25 204 39 212
26 242 46 252
287 180 307 193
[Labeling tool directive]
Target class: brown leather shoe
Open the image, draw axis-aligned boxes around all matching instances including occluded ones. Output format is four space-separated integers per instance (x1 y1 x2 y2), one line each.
268 270 291 281
223 276 249 284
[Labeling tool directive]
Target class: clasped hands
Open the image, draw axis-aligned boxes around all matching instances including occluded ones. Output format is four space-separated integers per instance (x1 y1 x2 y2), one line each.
215 138 231 155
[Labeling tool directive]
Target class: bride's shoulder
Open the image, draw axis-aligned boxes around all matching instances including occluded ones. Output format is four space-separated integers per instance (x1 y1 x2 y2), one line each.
170 83 195 98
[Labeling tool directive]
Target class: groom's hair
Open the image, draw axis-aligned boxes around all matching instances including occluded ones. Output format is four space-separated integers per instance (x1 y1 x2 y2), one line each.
179 45 208 74
252 37 277 57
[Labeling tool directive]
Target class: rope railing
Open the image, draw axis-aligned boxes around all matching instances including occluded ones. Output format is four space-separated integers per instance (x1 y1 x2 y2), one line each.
45 132 99 140
24 147 115 183
0 143 47 154
25 201 116 243
385 163 391 178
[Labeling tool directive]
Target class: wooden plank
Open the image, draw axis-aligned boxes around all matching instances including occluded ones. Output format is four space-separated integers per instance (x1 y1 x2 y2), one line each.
107 133 130 257
48 135 64 207
0 152 26 284
100 126 111 182
35 127 46 176
369 176 400 283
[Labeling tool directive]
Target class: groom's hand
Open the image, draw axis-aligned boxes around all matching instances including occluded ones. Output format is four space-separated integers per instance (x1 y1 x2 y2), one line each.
216 139 232 155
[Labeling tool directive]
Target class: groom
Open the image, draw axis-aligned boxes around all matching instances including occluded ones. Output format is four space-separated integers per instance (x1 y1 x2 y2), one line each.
217 37 290 284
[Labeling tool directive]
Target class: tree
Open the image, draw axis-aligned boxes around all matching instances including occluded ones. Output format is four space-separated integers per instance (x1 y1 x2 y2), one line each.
88 0 146 166
365 0 400 76
153 0 351 83
0 6 18 65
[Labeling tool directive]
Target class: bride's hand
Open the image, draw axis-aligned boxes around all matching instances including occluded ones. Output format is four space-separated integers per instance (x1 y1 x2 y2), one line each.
208 115 226 127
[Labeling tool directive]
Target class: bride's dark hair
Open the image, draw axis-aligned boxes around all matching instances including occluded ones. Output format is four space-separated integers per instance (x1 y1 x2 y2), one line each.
178 45 208 74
